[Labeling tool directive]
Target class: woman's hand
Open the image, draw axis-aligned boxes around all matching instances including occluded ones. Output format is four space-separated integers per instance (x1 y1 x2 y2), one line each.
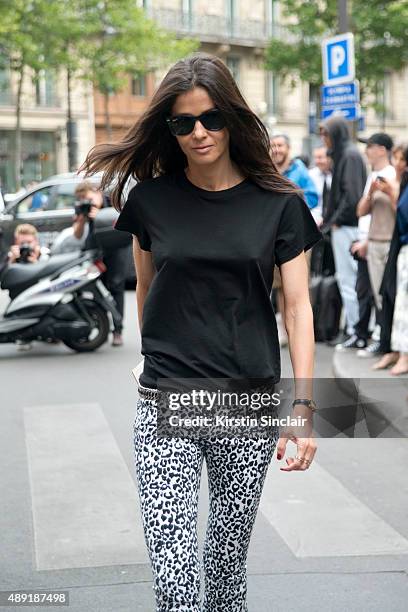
276 406 317 471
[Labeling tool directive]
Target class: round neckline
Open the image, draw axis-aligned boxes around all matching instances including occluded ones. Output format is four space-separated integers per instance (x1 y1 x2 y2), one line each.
179 169 251 198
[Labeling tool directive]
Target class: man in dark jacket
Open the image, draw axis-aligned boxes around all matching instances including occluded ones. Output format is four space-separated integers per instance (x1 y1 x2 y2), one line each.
320 116 367 343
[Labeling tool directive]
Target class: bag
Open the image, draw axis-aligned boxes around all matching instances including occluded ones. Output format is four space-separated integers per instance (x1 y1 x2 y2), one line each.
309 236 342 342
311 276 342 342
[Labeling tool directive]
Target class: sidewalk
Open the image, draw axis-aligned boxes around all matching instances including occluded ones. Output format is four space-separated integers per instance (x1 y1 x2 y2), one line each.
333 347 408 438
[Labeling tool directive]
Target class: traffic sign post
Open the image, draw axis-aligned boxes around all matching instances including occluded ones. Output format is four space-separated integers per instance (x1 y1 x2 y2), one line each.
320 32 360 128
322 32 355 86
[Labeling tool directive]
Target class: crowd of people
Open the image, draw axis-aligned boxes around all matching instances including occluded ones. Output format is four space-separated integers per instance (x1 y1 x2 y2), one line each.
271 116 408 376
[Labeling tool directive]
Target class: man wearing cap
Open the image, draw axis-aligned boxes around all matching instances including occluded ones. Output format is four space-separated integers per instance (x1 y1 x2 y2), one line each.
352 132 397 357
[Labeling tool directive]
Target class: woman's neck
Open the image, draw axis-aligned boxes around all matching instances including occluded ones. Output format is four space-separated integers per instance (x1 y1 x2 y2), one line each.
185 158 245 191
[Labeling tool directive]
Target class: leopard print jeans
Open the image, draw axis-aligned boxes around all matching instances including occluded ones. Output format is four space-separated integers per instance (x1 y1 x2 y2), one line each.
133 396 278 612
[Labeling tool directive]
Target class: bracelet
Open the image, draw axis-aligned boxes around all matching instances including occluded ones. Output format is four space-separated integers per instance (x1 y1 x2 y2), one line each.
292 398 317 412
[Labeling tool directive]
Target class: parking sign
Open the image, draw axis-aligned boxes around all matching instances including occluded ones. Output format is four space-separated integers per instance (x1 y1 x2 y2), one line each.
322 33 355 85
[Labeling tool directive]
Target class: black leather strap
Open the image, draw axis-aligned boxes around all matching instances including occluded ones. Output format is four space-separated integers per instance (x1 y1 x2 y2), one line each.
292 398 317 412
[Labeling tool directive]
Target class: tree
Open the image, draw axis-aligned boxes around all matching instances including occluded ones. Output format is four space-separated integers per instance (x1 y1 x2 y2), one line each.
0 0 68 189
265 0 408 106
0 0 198 186
71 0 198 142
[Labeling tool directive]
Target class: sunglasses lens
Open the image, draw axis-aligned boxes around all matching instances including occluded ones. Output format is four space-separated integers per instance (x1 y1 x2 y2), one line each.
200 110 225 131
168 117 195 136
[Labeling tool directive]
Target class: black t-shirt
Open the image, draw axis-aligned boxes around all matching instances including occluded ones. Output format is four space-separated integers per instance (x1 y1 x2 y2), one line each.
115 171 322 389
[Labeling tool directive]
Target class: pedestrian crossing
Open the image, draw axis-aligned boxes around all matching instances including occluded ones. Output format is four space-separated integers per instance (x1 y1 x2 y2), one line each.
24 403 148 571
24 402 408 571
259 453 408 557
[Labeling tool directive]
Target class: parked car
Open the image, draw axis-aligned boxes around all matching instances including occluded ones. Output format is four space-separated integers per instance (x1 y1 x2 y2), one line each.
0 173 135 284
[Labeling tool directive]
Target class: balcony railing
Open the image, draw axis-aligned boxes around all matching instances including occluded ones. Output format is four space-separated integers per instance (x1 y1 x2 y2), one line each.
146 7 293 46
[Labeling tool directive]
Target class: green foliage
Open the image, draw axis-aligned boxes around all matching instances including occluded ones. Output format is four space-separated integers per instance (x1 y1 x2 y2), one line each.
0 0 198 94
70 0 198 96
0 0 67 73
266 0 408 96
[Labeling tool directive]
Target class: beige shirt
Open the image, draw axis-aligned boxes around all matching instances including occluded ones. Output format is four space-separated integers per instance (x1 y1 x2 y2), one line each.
365 165 396 241
368 190 396 241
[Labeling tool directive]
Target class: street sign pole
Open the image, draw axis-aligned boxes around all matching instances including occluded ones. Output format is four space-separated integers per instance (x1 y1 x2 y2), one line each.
337 0 358 138
338 0 349 34
321 0 360 139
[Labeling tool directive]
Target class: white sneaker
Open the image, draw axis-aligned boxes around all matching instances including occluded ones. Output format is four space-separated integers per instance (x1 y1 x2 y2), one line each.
357 341 382 358
16 340 32 351
335 334 367 351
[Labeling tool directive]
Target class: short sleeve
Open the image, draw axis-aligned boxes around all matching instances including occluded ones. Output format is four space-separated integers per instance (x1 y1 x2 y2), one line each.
275 195 323 267
114 187 152 251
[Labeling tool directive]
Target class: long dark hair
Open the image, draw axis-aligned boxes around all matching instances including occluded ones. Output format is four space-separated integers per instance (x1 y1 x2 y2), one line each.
398 144 408 198
80 53 298 210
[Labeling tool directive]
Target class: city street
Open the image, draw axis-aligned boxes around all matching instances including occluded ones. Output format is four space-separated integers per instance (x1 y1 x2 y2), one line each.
1 289 407 612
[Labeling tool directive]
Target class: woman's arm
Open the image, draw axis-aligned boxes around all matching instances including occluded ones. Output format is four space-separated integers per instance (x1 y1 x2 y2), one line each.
132 236 156 331
281 251 314 393
276 250 317 472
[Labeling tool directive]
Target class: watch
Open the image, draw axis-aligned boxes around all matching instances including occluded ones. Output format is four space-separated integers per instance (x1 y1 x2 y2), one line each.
292 398 317 412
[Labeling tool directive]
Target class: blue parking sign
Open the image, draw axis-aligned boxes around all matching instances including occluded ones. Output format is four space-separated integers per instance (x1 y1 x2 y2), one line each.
322 33 355 85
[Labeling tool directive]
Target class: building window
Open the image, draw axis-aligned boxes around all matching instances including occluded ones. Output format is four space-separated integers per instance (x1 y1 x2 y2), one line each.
131 73 146 97
34 70 57 107
309 83 320 119
266 71 278 116
226 0 237 35
0 64 13 105
226 0 236 21
181 0 193 28
0 130 56 193
226 56 240 85
265 0 278 36
181 0 193 12
375 72 393 125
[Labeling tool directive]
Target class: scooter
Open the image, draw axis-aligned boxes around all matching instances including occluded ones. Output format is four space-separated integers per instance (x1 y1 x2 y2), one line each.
0 211 125 352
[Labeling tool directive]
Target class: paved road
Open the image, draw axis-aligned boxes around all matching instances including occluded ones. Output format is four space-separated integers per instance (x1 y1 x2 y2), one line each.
1 290 407 611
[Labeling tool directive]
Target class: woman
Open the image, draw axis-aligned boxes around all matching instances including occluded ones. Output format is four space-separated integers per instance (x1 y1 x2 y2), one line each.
81 53 321 612
373 144 408 374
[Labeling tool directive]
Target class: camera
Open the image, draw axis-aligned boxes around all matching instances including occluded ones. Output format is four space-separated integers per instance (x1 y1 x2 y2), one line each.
17 243 34 263
74 199 93 217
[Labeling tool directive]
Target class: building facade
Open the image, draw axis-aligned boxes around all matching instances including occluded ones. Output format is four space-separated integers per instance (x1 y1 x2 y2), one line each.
92 0 284 146
0 66 94 193
110 0 406 157
93 73 156 145
143 0 408 154
2 1 407 194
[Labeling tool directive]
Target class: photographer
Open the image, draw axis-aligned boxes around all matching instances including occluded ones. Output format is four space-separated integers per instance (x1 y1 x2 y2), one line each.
51 181 107 253
51 181 126 347
6 224 47 264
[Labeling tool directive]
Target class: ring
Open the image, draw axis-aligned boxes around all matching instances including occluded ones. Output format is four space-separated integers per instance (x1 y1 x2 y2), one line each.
295 455 311 465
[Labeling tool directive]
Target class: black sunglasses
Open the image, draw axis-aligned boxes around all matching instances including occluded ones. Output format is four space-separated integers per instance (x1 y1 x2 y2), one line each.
166 109 226 136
